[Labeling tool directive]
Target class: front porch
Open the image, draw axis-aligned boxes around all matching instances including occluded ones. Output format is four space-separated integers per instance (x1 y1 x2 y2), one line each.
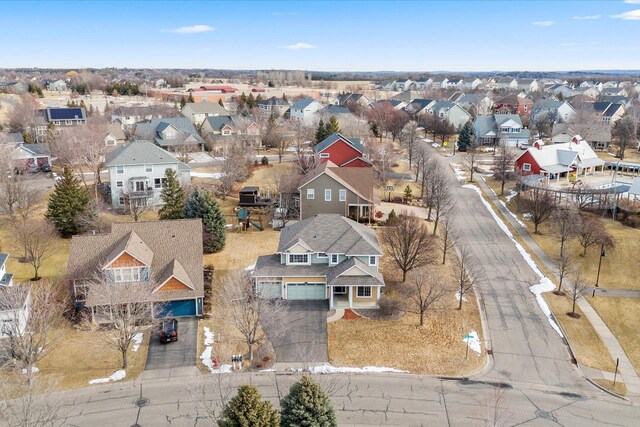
329 285 381 309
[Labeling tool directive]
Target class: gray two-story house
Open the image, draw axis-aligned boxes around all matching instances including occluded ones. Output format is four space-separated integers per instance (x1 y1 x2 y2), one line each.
253 214 384 309
105 140 190 210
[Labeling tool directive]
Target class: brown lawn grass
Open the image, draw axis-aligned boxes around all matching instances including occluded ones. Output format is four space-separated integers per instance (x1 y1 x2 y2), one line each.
592 379 628 397
589 298 640 376
203 228 280 276
0 326 150 392
196 317 250 374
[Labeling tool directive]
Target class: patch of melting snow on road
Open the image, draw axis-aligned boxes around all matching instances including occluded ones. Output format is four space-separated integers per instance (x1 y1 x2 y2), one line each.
132 333 143 352
463 330 482 354
89 370 126 385
462 184 563 337
451 164 467 182
303 364 408 374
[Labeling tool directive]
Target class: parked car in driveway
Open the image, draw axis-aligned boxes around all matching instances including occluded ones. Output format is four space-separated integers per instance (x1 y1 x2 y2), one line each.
158 318 178 343
41 163 51 172
27 163 39 173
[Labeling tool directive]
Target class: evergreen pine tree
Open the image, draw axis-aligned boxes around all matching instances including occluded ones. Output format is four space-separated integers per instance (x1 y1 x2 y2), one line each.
315 119 327 144
326 115 341 135
282 93 287 102
219 385 280 427
158 168 186 220
182 188 226 253
188 92 195 103
403 185 413 199
180 96 186 109
45 165 91 237
247 93 256 109
457 121 475 152
255 94 263 103
281 376 337 427
218 98 224 107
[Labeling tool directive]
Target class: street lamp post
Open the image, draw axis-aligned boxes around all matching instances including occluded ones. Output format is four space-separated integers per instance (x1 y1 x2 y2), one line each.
595 243 606 288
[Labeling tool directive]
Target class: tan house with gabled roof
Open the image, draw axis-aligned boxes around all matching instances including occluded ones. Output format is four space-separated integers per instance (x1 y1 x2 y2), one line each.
67 219 205 320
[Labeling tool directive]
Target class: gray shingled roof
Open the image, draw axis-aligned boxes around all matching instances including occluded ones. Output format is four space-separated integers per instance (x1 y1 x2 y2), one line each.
182 102 228 115
67 219 204 306
205 115 233 131
290 98 316 110
105 140 189 167
314 133 364 154
277 214 382 256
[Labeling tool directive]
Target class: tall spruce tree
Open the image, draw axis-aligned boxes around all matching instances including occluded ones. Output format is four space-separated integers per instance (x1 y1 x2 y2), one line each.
281 376 337 427
219 385 280 427
315 119 327 144
158 168 186 220
326 115 341 135
182 188 226 253
45 165 91 237
188 92 195 103
457 121 475 152
180 96 186 108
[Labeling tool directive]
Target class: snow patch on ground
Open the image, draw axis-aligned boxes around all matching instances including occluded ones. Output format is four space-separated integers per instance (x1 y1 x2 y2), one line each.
455 291 468 302
431 143 441 148
259 368 276 372
522 212 532 219
462 184 563 337
463 330 482 354
191 171 224 179
89 370 126 385
132 333 143 352
200 328 232 374
204 327 215 346
505 190 518 202
21 367 39 374
499 200 527 229
304 364 408 374
245 263 256 271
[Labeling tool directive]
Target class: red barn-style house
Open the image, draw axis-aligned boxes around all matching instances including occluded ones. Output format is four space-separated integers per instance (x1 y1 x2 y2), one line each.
314 133 372 167
515 136 604 182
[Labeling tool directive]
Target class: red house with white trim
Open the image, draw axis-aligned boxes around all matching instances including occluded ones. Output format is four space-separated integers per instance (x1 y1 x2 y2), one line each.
313 133 371 167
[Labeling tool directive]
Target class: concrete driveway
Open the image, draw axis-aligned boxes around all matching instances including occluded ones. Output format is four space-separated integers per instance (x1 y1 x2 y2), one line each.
145 317 197 370
266 300 328 363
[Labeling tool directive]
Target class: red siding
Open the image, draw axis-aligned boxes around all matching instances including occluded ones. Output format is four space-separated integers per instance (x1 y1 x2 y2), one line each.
318 139 363 167
515 151 541 175
341 157 371 167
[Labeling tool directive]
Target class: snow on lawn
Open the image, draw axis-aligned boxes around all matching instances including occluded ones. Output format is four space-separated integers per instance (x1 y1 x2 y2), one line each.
463 330 482 354
204 327 215 346
462 184 563 337
200 327 232 374
191 171 224 179
89 370 126 385
21 367 39 374
499 200 527 229
455 291 468 302
505 190 518 202
431 143 441 148
304 364 408 374
244 263 256 272
132 333 143 352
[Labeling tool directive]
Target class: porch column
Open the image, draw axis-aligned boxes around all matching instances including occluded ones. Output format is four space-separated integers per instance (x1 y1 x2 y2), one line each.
329 287 334 309
377 287 381 300
348 286 353 308
150 302 155 318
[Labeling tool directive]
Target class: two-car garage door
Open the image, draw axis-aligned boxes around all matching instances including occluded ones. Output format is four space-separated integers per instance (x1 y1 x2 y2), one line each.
287 283 326 300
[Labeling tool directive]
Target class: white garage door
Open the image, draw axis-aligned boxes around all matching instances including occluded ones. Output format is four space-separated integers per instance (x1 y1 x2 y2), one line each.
287 283 326 300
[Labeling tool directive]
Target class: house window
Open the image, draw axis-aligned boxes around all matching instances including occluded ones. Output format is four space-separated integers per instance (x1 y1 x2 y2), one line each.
116 181 123 188
145 164 153 173
116 165 124 174
334 286 347 294
288 254 309 264
112 267 143 283
339 189 346 202
65 120 72 125
154 178 168 189
317 253 328 258
325 189 332 201
222 129 231 136
53 121 60 125
74 282 89 302
330 254 339 265
319 153 329 158
369 256 377 266
307 189 315 199
118 197 125 205
523 163 531 171
357 286 372 297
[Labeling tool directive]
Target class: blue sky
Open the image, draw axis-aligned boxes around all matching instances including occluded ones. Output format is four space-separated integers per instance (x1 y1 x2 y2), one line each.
1 0 639 71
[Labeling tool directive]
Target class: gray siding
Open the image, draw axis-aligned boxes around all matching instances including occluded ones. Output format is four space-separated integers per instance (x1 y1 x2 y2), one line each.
300 174 370 220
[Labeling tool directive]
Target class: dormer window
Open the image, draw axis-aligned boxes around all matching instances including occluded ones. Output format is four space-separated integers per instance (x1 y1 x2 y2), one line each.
112 266 147 283
317 253 328 258
369 256 377 267
330 254 339 265
288 254 309 265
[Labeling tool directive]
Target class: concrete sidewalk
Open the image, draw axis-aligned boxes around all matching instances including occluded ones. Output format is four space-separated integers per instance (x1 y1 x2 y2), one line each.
476 175 640 399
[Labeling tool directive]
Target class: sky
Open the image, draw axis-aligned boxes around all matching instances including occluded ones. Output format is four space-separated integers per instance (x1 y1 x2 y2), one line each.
1 0 640 72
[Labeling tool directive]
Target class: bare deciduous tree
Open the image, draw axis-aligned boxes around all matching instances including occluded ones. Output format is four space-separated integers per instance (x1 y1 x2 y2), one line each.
0 376 66 427
403 269 447 326
492 143 516 195
121 192 152 222
453 245 481 310
553 252 573 295
380 213 437 282
0 175 40 220
576 215 611 257
9 219 57 280
567 269 589 317
518 185 555 234
428 162 454 235
439 213 458 265
465 141 480 183
551 207 578 257
217 270 285 361
216 143 250 200
401 121 420 169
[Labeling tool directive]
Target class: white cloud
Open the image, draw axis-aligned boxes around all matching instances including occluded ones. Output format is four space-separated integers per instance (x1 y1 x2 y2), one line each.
624 0 640 4
611 9 640 19
281 42 316 50
573 14 601 20
165 25 214 34
532 20 554 26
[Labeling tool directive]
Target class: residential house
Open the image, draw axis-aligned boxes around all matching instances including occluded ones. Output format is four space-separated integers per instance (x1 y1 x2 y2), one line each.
517 79 540 93
427 101 472 129
593 102 625 125
474 114 531 148
496 77 518 90
180 102 229 127
0 253 30 338
200 115 260 148
455 94 493 116
552 123 611 151
372 99 408 111
412 78 433 90
579 81 594 88
314 133 371 167
34 107 86 142
0 81 27 93
515 136 604 180
600 95 633 109
290 98 324 125
104 123 126 147
67 219 205 319
546 84 575 99
258 96 290 118
571 86 599 99
323 105 352 116
431 78 449 89
252 214 384 309
458 78 482 91
531 99 575 123
392 79 413 92
334 93 371 109
133 117 205 152
298 161 376 220
105 140 190 210
46 79 67 91
405 99 436 116
110 106 165 129
493 95 533 117
601 87 628 97
391 90 424 103
5 139 52 169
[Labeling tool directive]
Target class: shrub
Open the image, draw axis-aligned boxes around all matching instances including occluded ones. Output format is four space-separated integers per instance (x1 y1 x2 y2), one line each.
261 156 269 166
374 210 384 219
377 294 404 317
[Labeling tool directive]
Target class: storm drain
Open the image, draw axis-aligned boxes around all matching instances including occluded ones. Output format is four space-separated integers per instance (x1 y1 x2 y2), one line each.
135 397 150 408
